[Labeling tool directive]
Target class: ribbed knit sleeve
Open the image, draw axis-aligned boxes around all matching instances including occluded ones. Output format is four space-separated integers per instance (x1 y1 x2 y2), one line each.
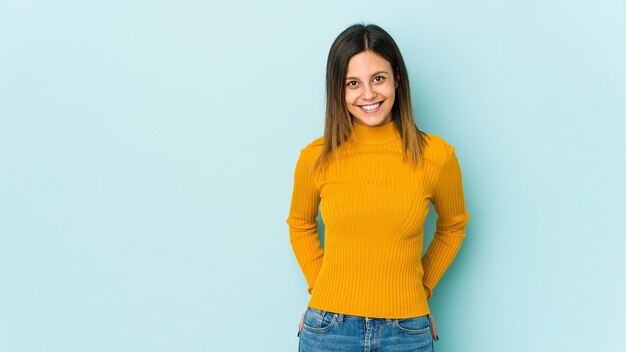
286 144 324 295
421 147 471 299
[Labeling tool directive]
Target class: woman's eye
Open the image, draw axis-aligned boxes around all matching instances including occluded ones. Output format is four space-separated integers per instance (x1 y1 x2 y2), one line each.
346 81 358 87
374 76 385 82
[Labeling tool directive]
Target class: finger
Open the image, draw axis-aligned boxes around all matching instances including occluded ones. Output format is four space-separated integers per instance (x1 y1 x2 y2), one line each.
297 313 304 337
428 314 439 341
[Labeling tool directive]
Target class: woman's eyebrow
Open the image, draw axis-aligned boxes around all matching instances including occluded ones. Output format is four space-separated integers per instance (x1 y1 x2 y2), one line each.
345 71 390 81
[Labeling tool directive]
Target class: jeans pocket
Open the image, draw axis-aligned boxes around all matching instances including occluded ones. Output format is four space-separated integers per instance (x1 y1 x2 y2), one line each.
393 315 431 335
301 307 336 333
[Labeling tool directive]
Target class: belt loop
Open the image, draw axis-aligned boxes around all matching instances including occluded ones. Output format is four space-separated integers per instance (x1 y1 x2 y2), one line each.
336 313 344 324
385 318 392 324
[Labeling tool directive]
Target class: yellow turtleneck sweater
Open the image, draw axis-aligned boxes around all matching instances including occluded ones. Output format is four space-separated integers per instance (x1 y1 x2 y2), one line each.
286 119 470 319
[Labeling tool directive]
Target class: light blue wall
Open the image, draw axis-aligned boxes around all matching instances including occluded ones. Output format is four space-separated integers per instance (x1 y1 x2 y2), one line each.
1 1 624 351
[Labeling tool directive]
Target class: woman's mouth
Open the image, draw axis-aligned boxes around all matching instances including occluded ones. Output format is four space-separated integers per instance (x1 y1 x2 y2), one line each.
358 101 383 114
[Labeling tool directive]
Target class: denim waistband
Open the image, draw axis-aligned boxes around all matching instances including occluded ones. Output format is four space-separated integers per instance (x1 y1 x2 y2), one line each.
309 307 427 324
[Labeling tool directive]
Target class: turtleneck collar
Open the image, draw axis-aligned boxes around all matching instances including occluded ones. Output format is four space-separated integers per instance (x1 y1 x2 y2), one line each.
350 118 401 144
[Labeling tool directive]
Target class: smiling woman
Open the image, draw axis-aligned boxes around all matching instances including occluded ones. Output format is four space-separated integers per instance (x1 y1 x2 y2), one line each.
286 23 470 352
344 51 399 126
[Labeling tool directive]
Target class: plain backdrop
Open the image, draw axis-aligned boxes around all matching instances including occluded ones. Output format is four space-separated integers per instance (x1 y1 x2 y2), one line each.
1 1 625 351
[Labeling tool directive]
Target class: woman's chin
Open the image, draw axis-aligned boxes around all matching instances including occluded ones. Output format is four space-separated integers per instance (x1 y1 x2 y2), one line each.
353 115 392 127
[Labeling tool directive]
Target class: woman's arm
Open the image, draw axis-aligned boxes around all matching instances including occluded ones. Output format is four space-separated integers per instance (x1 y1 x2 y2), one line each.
286 147 324 295
421 148 470 299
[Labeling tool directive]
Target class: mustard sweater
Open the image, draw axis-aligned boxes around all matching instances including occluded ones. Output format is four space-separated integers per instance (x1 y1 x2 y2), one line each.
286 119 470 319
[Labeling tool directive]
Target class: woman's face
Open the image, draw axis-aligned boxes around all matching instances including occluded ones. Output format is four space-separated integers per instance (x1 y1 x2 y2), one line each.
344 50 398 127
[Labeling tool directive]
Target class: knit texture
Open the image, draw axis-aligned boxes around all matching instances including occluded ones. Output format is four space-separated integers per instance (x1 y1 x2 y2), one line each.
286 119 470 318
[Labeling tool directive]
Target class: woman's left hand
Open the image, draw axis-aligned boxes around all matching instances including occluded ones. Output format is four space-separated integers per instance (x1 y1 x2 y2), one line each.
428 314 439 341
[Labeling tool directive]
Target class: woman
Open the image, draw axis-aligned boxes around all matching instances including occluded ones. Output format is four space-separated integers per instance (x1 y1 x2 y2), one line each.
286 23 470 351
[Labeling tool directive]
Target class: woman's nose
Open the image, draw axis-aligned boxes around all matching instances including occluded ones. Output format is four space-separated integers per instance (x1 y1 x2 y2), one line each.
362 83 376 100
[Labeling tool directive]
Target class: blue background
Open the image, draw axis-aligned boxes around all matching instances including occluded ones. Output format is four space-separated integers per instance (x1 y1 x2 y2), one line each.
1 1 624 351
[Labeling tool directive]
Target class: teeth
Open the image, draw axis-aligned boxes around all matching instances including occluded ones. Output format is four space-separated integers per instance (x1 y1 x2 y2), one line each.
361 102 380 110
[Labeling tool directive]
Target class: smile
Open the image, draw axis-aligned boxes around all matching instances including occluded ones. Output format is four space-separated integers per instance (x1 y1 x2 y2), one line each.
358 101 383 113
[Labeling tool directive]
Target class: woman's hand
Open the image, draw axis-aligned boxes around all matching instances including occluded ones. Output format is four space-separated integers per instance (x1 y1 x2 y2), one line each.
297 313 304 336
428 313 439 341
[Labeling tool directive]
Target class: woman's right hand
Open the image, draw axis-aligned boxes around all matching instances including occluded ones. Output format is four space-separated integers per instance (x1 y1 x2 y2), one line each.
299 312 304 332
428 313 439 341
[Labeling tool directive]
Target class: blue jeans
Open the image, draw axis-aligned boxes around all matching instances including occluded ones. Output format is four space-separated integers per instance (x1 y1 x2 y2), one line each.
298 307 434 352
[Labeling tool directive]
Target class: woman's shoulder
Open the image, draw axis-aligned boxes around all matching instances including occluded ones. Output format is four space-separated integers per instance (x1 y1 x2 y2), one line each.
306 136 324 148
300 136 324 153
295 136 323 162
421 132 456 164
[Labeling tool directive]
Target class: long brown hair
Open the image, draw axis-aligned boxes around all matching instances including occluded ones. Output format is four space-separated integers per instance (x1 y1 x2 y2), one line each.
311 23 429 172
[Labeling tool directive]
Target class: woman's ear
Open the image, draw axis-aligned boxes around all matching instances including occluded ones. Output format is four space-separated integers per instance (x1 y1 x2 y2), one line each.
394 71 400 89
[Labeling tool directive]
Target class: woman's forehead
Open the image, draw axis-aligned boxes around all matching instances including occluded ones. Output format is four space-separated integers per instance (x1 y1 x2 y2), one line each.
345 51 393 77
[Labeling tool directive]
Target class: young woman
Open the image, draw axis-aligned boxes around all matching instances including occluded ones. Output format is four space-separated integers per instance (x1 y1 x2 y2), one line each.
286 23 470 352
